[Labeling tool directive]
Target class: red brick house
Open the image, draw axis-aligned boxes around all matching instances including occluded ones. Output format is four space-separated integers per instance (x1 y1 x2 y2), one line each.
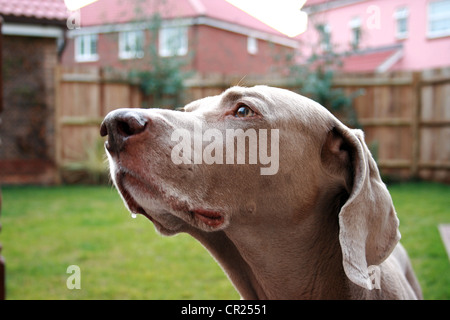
61 0 299 76
0 0 68 184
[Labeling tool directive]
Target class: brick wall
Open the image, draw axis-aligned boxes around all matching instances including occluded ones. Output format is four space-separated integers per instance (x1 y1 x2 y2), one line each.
193 25 293 76
61 25 295 76
61 31 157 71
0 36 58 184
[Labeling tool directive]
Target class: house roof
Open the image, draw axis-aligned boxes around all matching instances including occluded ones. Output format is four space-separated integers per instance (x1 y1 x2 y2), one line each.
339 46 403 73
304 0 330 6
0 0 68 22
79 0 295 38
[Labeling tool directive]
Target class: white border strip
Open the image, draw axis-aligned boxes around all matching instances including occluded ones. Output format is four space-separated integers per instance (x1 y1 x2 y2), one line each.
376 48 403 73
2 23 64 38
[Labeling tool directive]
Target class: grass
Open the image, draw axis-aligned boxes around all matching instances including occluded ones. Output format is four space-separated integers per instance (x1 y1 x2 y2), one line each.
387 182 450 300
0 185 239 300
0 182 449 300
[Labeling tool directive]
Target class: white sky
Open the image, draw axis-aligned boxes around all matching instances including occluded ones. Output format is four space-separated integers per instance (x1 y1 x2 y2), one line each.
64 0 98 11
225 0 308 37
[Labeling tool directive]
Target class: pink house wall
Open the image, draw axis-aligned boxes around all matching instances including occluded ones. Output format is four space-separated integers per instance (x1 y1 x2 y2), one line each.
303 0 450 71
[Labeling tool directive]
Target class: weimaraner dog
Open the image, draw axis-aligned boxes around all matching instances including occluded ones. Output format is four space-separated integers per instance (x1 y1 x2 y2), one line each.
100 86 422 299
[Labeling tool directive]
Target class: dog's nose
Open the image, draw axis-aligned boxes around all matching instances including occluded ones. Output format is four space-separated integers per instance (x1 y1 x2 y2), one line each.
100 109 148 153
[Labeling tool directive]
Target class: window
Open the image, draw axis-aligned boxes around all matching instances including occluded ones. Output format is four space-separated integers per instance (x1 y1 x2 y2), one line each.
349 17 361 50
159 26 188 57
394 7 409 39
247 36 258 55
317 23 331 52
428 0 450 38
75 34 98 62
119 30 144 59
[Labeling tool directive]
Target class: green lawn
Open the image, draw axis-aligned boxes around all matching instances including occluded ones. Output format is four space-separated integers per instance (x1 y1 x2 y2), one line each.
0 185 239 300
0 182 449 299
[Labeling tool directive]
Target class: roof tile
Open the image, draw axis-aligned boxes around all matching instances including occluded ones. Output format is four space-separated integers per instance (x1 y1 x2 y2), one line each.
79 0 293 38
0 0 68 21
340 49 400 73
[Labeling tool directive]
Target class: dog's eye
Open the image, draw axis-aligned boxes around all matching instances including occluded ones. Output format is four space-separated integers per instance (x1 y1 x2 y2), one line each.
235 104 255 118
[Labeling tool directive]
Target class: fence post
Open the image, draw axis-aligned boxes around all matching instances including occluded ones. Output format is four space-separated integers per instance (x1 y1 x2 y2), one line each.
0 15 5 300
54 65 62 184
411 72 422 179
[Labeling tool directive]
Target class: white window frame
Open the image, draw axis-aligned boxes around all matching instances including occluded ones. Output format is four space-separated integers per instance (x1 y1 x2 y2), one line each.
119 30 144 60
75 34 98 62
349 17 361 49
428 0 450 38
247 36 258 55
394 7 409 39
159 26 188 57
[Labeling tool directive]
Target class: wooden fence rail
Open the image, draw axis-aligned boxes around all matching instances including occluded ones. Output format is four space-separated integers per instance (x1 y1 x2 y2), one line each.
55 66 450 183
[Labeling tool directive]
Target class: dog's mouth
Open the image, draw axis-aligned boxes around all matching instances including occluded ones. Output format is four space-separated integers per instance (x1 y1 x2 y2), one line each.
113 171 226 233
114 174 154 221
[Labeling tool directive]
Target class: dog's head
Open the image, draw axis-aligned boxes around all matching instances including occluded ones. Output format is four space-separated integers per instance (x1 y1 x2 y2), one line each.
100 86 323 234
101 86 400 290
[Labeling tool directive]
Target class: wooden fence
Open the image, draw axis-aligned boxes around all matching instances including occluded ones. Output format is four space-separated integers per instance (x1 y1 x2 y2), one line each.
55 66 450 183
335 69 450 182
55 66 142 182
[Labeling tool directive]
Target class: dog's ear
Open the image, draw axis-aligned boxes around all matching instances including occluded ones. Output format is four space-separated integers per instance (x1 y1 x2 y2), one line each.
321 124 401 290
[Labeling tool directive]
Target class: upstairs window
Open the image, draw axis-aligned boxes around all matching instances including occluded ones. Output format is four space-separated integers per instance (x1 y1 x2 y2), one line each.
247 36 258 55
349 17 361 50
317 23 331 52
394 7 409 39
119 30 144 60
428 0 450 38
75 34 98 62
159 26 188 57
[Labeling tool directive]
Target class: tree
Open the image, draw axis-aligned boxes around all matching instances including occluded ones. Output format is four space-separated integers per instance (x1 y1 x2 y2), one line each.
126 4 191 109
290 23 363 128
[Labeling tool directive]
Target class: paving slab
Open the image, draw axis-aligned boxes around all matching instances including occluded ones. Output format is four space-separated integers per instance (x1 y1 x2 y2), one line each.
438 224 450 260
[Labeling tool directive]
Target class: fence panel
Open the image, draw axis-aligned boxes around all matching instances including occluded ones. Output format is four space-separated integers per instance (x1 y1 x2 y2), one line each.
336 74 416 179
419 69 450 181
55 66 141 182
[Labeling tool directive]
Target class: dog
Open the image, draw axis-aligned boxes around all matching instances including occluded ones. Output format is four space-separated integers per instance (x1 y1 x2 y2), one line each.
100 85 422 299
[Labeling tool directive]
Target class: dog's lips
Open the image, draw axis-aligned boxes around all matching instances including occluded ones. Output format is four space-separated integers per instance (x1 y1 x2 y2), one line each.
190 209 224 228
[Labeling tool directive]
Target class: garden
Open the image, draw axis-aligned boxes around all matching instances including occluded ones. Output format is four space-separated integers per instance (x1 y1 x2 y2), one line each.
1 182 449 299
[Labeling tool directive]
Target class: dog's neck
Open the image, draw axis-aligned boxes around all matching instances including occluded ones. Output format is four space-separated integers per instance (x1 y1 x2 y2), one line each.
189 206 352 299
